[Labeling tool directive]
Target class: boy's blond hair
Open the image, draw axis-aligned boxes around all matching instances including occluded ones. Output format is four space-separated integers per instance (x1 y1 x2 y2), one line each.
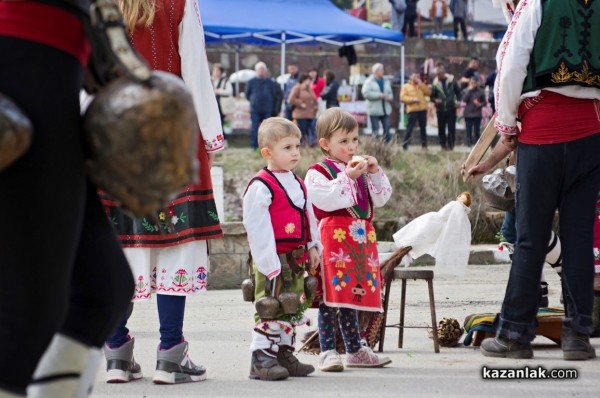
316 107 358 155
258 117 301 149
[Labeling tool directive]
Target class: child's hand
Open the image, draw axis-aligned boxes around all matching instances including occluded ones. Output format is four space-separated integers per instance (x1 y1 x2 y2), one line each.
346 159 367 180
308 247 320 271
363 155 379 173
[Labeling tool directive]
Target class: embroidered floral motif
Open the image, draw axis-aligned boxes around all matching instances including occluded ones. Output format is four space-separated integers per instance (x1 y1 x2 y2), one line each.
135 275 148 294
330 248 351 268
367 230 377 243
333 228 346 242
285 223 296 234
333 270 351 291
142 211 188 234
349 220 367 244
367 254 380 268
172 269 189 288
197 266 207 289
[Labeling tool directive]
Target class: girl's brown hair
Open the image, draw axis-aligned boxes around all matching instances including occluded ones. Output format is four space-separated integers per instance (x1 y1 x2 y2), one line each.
118 0 156 31
316 107 358 155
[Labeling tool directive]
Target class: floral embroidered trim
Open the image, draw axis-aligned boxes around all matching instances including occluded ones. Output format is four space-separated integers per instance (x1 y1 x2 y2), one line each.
494 119 519 135
495 0 528 122
551 61 600 87
205 134 225 152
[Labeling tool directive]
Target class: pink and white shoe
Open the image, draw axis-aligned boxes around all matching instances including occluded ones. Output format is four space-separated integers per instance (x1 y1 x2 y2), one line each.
346 347 391 368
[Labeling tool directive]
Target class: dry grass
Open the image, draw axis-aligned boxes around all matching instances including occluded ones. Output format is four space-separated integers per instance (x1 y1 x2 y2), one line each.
216 137 503 243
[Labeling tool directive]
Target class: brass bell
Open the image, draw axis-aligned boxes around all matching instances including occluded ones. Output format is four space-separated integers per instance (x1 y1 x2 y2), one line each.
241 278 254 302
278 291 300 315
304 275 318 298
255 295 280 319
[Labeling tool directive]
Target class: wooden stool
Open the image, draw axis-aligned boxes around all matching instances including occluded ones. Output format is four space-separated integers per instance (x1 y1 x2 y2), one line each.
378 269 440 353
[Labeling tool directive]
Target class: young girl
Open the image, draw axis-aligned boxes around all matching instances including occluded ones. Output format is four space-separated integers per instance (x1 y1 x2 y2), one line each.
243 117 322 381
305 107 392 371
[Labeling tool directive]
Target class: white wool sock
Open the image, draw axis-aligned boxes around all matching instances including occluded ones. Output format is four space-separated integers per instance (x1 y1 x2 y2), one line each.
27 334 92 398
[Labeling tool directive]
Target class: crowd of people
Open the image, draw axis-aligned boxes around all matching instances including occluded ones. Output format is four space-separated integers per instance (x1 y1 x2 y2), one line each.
1 0 599 397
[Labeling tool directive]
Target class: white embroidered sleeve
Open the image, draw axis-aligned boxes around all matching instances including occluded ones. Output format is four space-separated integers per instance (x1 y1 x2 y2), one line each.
242 181 280 279
494 0 541 135
366 168 393 208
305 169 357 212
306 195 322 254
179 0 224 152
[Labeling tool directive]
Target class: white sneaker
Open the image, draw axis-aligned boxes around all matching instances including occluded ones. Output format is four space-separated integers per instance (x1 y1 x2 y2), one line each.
318 349 344 372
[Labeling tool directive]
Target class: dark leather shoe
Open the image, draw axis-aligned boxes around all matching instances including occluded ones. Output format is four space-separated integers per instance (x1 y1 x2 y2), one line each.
480 336 533 359
562 325 596 360
277 345 314 377
249 349 289 381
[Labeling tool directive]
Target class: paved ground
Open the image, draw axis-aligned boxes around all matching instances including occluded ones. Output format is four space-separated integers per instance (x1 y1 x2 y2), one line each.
90 250 599 398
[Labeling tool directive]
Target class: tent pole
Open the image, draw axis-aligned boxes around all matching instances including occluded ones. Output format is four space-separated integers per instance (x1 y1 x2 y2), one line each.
400 44 405 130
235 45 240 96
281 32 286 87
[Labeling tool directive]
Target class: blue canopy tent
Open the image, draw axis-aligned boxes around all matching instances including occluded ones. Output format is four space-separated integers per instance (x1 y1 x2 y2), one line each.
197 0 405 123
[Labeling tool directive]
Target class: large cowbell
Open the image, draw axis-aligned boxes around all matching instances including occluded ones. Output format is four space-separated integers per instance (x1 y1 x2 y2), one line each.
0 93 33 172
83 71 199 217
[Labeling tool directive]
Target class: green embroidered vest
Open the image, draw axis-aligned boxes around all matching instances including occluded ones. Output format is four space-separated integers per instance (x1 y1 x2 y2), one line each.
523 0 600 93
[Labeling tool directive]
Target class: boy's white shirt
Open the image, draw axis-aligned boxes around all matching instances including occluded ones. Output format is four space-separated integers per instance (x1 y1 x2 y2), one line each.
304 159 392 213
243 170 322 280
180 0 224 152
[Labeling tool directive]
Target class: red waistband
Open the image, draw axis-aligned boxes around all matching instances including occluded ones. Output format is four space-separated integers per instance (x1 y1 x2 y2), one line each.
0 2 90 65
518 91 600 144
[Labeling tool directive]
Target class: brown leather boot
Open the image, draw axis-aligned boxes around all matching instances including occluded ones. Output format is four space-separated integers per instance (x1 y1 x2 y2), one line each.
277 345 315 377
249 349 289 381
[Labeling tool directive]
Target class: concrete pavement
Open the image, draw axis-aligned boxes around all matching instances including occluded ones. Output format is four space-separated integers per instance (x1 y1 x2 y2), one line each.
90 247 599 398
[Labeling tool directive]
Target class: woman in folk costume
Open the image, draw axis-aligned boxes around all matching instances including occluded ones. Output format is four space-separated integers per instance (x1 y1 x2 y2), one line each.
480 0 600 360
305 108 392 371
101 0 225 384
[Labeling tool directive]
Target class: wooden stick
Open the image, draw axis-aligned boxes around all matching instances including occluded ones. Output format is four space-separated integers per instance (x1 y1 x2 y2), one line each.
296 330 319 353
462 114 498 182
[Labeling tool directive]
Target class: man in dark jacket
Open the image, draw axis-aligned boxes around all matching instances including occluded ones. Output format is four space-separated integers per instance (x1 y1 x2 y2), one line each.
430 64 461 150
403 0 419 37
245 62 282 149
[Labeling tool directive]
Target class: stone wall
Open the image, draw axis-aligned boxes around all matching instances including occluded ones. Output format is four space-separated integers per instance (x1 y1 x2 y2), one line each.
207 222 249 290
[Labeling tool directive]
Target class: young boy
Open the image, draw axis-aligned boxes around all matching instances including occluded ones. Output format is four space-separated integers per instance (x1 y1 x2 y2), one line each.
243 117 322 381
305 107 392 371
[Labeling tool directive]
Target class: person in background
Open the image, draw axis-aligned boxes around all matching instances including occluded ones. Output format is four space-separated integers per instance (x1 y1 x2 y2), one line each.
102 0 225 385
212 63 234 129
288 74 318 147
283 63 300 121
400 72 431 150
485 69 497 114
459 57 482 89
0 1 135 397
403 0 419 37
461 77 486 147
480 0 600 361
430 64 461 150
246 62 283 150
429 0 448 36
388 0 407 33
449 0 469 40
320 70 340 109
361 63 394 143
308 67 326 144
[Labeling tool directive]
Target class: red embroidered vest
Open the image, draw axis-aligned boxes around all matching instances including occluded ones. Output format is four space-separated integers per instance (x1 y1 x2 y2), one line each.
246 169 311 253
129 0 184 76
309 161 373 222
